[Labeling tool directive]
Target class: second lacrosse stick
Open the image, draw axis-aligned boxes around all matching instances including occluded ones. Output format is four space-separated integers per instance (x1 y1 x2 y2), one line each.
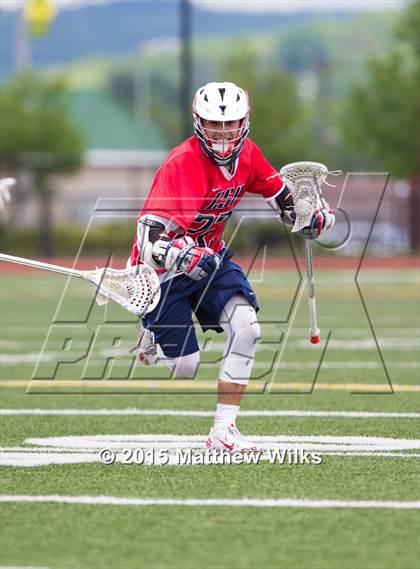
0 253 161 317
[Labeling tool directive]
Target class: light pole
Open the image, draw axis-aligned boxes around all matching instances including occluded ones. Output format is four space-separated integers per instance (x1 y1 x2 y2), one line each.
180 0 192 140
15 5 31 71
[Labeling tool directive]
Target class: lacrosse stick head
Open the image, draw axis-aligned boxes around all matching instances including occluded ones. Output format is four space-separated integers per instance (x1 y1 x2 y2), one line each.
0 177 16 191
279 161 338 232
0 177 16 210
85 265 161 317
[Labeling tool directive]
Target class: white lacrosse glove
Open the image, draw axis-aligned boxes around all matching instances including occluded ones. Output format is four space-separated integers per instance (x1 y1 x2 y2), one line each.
298 207 336 240
0 178 16 211
154 236 221 281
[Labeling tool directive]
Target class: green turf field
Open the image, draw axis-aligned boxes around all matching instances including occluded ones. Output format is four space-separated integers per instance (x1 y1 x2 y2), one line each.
1 268 419 569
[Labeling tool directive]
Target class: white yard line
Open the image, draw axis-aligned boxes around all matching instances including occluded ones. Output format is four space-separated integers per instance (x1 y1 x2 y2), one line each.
1 495 419 509
2 328 419 345
2 451 419 467
296 338 420 350
1 409 419 418
2 446 419 458
2 434 419 466
23 434 420 450
320 452 420 458
2 352 419 368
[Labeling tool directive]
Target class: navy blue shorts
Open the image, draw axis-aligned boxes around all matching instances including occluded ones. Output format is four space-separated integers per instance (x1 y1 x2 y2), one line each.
142 249 259 358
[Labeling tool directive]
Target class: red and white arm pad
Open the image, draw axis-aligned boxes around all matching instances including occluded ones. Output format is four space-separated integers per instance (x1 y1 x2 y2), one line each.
137 215 172 270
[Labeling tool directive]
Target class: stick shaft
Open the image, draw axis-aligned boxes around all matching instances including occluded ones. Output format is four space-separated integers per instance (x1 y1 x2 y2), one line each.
304 240 320 337
0 253 82 278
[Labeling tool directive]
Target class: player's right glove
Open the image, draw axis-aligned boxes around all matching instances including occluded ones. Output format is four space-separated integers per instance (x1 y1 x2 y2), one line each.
155 236 221 281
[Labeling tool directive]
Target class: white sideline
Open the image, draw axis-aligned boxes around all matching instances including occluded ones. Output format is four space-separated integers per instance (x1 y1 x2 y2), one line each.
1 495 419 510
1 409 419 418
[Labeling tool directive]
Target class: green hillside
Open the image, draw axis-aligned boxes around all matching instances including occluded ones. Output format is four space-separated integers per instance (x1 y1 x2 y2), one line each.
1 2 379 79
45 11 396 96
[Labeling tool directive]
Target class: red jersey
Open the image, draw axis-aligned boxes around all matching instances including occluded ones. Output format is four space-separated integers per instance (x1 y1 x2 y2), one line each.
130 136 283 265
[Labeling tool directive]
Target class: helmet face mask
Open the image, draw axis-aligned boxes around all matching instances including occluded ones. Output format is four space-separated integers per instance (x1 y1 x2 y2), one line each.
192 82 250 166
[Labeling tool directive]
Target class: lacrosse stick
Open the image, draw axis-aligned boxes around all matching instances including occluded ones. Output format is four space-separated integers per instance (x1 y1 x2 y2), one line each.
279 161 341 344
0 253 161 317
0 178 16 210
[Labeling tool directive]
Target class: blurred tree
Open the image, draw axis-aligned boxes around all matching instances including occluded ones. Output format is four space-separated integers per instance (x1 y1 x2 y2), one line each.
277 28 330 75
341 1 420 249
222 46 313 167
0 73 85 255
109 69 181 148
109 72 137 113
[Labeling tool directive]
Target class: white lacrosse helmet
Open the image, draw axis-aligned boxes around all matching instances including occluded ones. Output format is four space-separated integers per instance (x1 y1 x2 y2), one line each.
192 82 250 166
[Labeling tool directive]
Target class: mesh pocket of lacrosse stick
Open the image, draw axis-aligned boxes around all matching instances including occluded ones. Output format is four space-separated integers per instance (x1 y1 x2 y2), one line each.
279 161 341 232
85 265 161 316
292 197 314 232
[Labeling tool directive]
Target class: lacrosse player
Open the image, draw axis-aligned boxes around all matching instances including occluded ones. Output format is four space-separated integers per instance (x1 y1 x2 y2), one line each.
130 82 335 451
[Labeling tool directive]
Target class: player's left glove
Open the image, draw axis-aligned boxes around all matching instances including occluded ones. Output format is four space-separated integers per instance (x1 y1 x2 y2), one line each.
160 236 221 281
298 207 336 240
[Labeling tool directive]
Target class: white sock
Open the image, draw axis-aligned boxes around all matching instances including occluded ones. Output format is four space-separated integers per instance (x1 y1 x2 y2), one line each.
214 403 240 426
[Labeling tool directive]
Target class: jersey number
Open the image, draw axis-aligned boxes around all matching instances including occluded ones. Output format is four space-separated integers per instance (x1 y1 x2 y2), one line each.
189 212 232 245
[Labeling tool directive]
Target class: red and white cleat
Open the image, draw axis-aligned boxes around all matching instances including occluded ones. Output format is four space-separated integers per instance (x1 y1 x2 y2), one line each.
206 422 262 452
137 328 158 365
